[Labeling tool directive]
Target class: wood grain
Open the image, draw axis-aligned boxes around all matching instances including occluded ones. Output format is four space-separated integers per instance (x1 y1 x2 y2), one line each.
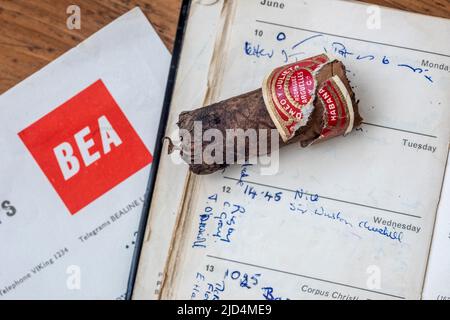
0 0 181 93
0 0 448 94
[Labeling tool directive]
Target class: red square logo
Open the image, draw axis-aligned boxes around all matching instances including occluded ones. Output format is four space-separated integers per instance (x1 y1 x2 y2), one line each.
19 80 152 215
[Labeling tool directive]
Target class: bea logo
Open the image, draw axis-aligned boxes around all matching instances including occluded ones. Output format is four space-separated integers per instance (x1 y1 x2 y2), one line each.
19 80 152 214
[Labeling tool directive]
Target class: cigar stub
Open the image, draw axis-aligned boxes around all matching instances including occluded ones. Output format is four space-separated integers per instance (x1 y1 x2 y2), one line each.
173 53 362 175
262 54 355 144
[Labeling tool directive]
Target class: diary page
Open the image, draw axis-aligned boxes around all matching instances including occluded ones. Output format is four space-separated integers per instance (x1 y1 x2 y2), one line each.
161 0 450 300
423 152 450 300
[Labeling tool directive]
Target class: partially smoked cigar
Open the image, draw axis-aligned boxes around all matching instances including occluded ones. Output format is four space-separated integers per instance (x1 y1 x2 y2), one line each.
171 54 363 175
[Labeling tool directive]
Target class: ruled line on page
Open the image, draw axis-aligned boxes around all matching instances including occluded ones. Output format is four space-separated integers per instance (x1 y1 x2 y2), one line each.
223 177 422 219
361 122 438 139
255 20 450 58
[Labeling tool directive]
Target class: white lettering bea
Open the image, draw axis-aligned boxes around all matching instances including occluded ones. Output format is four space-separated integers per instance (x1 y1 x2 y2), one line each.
74 127 100 167
53 115 122 180
99 115 122 154
53 142 80 181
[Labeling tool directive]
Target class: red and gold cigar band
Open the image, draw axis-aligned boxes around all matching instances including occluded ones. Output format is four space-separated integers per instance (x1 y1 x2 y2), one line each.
261 54 354 143
314 75 355 144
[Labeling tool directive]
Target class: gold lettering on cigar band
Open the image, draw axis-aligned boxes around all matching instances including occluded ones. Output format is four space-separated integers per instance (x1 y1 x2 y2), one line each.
262 55 332 141
315 79 351 142
271 68 310 121
324 83 343 125
284 67 315 110
318 87 338 122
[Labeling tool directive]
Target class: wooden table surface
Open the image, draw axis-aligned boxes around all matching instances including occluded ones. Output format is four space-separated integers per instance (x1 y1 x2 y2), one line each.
0 0 449 94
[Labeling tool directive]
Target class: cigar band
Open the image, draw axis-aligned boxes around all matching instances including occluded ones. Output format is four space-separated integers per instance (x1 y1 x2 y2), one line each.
313 75 355 144
262 54 331 142
261 54 353 143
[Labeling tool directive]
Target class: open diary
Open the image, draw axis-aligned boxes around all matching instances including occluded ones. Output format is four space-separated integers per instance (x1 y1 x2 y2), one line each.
130 0 450 300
